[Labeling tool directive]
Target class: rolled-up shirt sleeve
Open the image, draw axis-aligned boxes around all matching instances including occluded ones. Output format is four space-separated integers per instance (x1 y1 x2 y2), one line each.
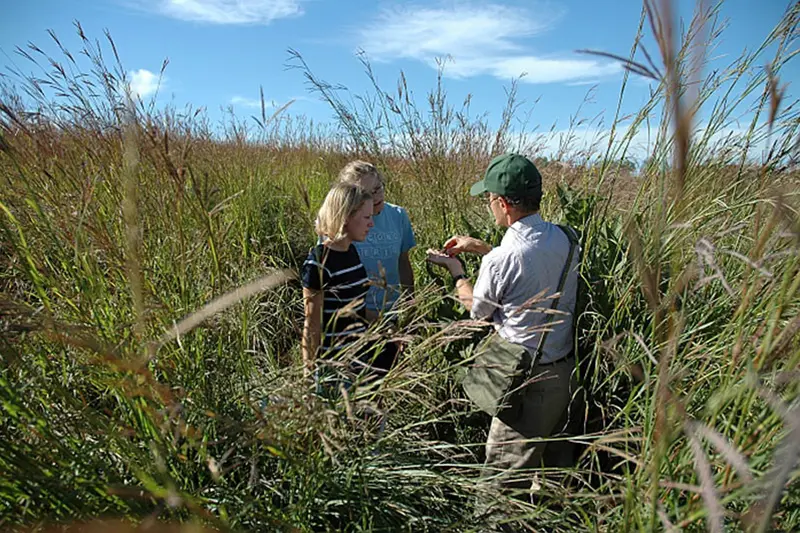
471 254 504 321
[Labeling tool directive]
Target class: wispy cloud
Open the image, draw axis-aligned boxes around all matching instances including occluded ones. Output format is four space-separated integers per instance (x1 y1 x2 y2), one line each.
566 80 602 87
230 94 312 109
360 3 619 84
128 68 163 98
230 96 264 108
141 0 304 24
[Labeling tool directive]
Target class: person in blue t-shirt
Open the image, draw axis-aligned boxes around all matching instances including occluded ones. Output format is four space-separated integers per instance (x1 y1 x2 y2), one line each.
337 160 416 370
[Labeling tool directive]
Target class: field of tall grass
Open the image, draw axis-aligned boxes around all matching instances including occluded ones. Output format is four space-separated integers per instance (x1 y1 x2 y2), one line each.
2 2 799 531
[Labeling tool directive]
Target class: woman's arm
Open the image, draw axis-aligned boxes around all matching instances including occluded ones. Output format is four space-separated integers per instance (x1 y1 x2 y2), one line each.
364 308 380 323
301 287 323 375
398 251 415 294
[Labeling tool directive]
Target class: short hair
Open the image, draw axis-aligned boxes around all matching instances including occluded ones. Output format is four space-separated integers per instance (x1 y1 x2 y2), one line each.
337 160 384 186
315 183 372 240
500 194 541 214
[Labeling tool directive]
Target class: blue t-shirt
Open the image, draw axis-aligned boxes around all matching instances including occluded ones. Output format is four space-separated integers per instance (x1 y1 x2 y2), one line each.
353 202 416 312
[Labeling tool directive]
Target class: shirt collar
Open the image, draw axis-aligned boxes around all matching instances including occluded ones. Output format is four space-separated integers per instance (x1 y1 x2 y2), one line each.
501 213 544 246
373 201 390 221
510 213 544 231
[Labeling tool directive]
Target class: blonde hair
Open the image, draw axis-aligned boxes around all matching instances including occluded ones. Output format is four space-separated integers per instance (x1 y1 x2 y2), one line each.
315 183 372 240
337 160 384 187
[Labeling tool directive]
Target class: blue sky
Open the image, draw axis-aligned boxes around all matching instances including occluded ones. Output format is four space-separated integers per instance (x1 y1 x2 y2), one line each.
2 1 797 157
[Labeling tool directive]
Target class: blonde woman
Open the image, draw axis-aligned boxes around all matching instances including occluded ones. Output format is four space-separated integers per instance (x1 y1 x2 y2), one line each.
337 161 416 371
301 183 374 379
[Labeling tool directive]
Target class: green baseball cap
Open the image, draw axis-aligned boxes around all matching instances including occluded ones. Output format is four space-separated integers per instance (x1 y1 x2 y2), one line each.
470 153 543 197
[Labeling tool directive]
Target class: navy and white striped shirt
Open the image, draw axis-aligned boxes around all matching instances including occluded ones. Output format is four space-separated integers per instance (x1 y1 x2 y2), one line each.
301 244 370 354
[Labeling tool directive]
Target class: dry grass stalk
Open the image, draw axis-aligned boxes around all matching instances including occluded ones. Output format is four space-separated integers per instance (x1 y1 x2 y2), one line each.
152 269 296 354
742 384 800 533
121 98 145 343
687 427 725 532
687 420 754 485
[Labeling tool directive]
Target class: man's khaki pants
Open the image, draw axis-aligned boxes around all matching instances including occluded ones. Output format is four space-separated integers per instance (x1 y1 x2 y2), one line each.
483 355 576 492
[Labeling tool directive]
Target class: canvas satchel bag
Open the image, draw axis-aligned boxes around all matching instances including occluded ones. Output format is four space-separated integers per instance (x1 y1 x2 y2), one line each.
462 225 578 417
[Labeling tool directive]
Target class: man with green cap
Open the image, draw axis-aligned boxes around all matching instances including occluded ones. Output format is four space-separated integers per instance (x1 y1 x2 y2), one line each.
427 153 580 498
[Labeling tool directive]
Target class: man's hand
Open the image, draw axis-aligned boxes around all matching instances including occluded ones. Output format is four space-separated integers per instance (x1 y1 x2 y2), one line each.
443 236 492 256
426 249 465 277
427 249 474 311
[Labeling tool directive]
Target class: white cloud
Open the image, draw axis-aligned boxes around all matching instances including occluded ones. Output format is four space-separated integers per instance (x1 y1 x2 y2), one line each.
520 123 773 163
128 69 163 98
364 5 544 60
360 4 619 84
504 127 619 161
147 0 303 24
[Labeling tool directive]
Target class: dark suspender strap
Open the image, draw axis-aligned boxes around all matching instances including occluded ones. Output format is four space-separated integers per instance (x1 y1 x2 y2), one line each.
559 226 581 335
533 224 578 360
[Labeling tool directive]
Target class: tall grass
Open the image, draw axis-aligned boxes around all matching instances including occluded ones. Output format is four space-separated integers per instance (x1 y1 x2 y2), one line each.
2 3 800 532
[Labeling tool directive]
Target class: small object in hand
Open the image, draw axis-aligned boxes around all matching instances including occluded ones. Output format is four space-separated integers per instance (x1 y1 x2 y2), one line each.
426 248 452 265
